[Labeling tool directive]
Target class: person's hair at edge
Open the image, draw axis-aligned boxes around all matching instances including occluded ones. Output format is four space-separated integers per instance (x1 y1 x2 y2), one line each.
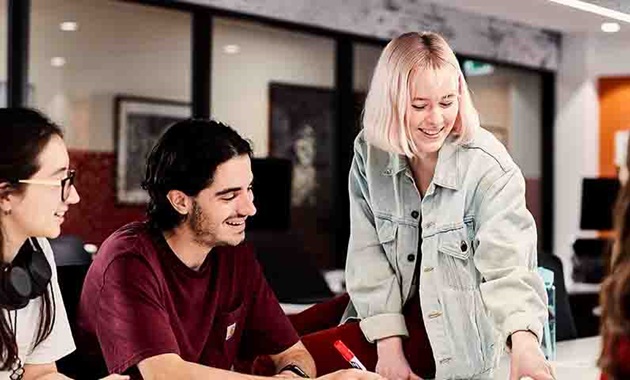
142 118 253 231
0 108 62 370
599 135 630 379
362 31 480 156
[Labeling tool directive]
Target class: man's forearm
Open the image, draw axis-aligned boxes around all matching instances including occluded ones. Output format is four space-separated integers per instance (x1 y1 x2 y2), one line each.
269 341 316 378
140 353 273 380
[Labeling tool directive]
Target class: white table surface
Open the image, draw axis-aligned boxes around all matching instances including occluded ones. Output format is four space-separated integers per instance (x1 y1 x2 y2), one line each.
280 303 315 315
494 336 601 379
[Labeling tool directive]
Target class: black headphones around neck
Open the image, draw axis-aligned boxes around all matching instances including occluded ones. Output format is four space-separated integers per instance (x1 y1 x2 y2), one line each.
0 238 52 310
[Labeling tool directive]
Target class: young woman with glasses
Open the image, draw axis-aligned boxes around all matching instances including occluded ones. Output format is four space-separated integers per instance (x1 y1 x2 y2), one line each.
0 108 127 380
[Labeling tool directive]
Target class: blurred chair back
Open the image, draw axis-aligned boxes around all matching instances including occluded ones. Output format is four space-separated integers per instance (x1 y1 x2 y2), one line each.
538 252 578 341
49 235 92 378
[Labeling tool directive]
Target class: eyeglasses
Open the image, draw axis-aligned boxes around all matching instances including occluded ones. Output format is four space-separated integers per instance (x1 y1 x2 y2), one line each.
18 169 76 202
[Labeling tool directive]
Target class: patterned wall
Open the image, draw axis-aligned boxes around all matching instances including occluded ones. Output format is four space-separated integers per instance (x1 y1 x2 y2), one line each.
180 0 561 70
62 150 146 245
588 0 630 13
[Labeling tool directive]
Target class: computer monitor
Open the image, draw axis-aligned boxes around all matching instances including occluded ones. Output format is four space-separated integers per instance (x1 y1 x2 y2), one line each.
247 158 292 231
580 178 620 230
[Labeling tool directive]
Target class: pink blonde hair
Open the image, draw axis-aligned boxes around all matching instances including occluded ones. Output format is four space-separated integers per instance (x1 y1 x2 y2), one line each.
362 31 479 156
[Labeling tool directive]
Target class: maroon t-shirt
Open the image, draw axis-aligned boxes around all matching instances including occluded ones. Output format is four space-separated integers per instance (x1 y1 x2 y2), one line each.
77 221 299 378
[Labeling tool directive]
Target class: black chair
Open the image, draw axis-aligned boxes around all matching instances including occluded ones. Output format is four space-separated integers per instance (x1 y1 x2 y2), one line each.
49 235 93 378
538 252 578 341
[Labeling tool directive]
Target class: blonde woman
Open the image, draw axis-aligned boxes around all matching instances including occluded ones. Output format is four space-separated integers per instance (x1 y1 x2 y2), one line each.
339 32 552 380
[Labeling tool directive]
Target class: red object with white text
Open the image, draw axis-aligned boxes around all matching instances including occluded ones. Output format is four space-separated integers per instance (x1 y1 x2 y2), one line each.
334 340 367 370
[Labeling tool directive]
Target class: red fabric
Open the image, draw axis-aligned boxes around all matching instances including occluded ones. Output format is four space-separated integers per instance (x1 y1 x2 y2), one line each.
599 335 630 380
251 293 436 378
290 293 352 336
300 294 435 378
63 150 145 245
77 222 299 379
524 178 542 246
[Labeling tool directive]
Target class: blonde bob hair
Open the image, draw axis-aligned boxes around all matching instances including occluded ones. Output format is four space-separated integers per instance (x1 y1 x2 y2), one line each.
362 31 479 157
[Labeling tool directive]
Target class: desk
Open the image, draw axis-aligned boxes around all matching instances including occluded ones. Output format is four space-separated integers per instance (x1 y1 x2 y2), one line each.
495 336 600 379
280 303 314 315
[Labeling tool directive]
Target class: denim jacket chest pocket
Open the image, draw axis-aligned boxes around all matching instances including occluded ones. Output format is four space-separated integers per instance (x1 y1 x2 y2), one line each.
375 217 397 262
437 221 480 290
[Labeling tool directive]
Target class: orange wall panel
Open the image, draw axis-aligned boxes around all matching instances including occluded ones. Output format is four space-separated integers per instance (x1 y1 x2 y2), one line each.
599 77 630 177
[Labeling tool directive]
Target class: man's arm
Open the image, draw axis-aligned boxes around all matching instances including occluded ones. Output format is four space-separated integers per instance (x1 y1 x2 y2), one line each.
138 353 273 380
268 341 316 378
139 353 385 380
23 363 128 380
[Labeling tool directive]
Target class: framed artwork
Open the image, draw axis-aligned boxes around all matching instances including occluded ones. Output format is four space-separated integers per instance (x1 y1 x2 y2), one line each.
268 82 335 266
115 95 191 204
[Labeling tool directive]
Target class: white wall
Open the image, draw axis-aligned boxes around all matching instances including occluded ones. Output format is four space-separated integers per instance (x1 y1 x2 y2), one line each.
468 68 542 178
510 72 542 178
211 18 335 156
554 31 630 291
29 0 191 151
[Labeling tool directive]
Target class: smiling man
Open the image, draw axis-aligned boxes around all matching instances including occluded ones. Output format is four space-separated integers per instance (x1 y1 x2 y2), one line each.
74 120 379 380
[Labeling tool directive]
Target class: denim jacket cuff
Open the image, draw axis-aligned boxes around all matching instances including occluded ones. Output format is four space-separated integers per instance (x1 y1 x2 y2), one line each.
503 312 543 349
359 313 408 343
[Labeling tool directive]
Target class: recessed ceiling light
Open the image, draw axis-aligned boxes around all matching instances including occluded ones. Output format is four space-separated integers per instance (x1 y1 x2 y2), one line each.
601 22 621 33
60 21 78 32
223 44 241 54
547 0 630 23
50 57 66 67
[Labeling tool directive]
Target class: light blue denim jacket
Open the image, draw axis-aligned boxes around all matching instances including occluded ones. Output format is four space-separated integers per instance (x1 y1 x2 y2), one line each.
342 128 548 379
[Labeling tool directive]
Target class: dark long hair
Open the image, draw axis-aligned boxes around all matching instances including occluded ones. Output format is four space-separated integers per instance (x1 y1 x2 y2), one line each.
142 119 252 231
0 108 62 370
599 135 630 378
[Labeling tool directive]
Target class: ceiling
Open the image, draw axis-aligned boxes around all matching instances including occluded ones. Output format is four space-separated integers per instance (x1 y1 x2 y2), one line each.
436 0 630 34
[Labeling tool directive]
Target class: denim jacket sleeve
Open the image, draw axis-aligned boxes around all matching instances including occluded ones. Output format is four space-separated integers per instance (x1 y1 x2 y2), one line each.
345 137 408 342
473 166 548 345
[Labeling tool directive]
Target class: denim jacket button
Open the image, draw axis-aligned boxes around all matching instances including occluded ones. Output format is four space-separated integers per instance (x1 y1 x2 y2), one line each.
460 241 468 252
410 210 419 219
407 254 415 262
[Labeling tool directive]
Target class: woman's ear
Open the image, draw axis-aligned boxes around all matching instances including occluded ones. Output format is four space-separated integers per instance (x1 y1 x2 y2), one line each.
0 182 14 215
166 189 191 216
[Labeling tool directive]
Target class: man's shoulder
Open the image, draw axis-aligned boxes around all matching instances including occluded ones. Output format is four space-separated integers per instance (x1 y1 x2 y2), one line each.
93 221 158 269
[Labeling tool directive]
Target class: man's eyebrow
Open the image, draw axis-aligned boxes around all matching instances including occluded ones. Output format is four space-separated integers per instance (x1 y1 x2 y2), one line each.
215 187 241 196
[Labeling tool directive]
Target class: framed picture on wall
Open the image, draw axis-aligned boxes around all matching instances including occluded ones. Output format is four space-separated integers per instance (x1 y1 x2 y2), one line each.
268 82 335 267
115 95 191 204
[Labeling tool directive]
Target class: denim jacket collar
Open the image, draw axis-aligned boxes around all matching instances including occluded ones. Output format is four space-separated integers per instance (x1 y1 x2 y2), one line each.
383 136 461 190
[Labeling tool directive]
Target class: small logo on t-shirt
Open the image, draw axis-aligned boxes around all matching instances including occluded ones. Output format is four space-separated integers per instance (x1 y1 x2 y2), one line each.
226 322 236 341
